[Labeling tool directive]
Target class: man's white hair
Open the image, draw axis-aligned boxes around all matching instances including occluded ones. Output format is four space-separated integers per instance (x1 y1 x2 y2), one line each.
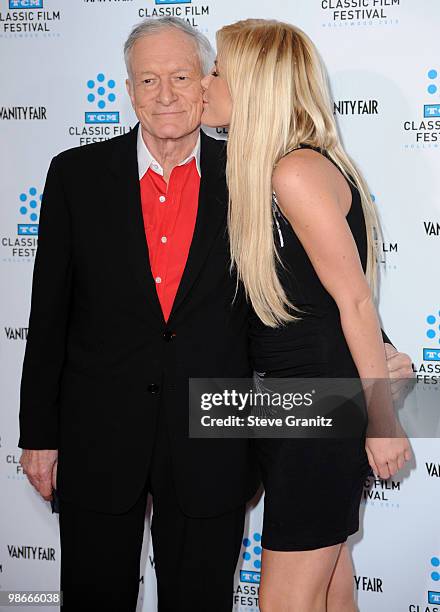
124 17 215 79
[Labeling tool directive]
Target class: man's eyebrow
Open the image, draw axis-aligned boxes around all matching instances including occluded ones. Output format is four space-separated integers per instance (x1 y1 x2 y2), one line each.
138 67 194 75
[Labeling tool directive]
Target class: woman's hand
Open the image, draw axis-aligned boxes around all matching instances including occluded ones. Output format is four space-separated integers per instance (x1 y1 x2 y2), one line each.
365 431 412 479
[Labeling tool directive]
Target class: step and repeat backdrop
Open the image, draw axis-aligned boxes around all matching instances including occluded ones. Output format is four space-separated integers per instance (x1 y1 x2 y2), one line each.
0 1 439 611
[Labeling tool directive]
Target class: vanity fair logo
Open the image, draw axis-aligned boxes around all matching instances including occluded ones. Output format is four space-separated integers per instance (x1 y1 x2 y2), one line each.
334 99 379 116
0 106 47 120
424 221 440 237
7 545 56 561
4 327 28 340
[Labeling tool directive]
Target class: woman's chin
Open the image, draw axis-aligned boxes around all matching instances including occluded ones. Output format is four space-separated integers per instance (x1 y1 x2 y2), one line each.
201 112 221 128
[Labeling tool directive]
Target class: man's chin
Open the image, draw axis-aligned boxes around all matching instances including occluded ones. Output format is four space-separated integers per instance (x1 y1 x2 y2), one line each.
152 127 199 140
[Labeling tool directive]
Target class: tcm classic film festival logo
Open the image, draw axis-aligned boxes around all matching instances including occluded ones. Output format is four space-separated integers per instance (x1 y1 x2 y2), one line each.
321 0 401 28
1 185 41 261
140 0 211 29
82 0 212 30
233 532 261 610
403 69 440 148
0 0 62 37
1 432 26 481
413 309 440 383
68 72 132 145
362 475 402 508
407 555 440 610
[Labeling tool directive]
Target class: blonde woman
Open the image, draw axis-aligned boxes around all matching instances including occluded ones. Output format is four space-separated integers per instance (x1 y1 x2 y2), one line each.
201 19 411 612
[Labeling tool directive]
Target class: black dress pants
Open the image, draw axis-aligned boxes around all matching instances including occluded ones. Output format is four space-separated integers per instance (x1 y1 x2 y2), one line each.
59 409 245 612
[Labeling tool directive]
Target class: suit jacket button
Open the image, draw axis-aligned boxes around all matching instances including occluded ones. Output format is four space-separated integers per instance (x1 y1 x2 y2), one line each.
147 383 160 394
163 330 176 342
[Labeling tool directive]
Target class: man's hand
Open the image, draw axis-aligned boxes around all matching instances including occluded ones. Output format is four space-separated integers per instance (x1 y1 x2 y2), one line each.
19 449 58 502
384 343 414 400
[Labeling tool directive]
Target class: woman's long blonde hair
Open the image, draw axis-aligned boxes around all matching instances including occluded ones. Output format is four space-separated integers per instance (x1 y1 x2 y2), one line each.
217 19 380 327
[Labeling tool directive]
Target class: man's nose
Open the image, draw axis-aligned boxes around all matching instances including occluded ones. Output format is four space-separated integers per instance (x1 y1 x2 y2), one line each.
157 79 178 105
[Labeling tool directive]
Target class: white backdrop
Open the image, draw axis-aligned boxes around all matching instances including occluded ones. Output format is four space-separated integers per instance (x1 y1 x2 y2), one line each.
1 1 439 611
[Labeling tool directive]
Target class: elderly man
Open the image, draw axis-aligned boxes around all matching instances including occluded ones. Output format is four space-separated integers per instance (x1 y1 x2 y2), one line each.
18 17 412 612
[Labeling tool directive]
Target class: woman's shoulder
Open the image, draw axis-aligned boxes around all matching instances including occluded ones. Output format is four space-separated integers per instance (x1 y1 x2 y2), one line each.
274 146 354 207
273 147 335 200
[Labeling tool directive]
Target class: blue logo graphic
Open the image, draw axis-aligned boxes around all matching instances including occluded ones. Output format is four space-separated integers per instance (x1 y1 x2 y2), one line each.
240 532 262 584
426 312 440 344
85 73 119 125
429 591 440 604
431 557 440 581
9 0 43 7
155 0 191 4
427 69 438 95
17 186 41 236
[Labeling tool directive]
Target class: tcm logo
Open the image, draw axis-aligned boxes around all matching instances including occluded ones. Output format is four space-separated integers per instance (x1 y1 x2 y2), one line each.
155 0 191 4
9 0 43 7
424 349 440 361
240 532 262 584
18 186 41 236
85 73 119 125
424 69 440 118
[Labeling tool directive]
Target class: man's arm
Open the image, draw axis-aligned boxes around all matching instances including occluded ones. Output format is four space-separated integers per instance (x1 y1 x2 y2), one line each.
18 154 72 500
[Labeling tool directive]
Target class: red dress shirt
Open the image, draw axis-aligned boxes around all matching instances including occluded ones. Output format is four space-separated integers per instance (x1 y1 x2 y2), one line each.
139 158 200 322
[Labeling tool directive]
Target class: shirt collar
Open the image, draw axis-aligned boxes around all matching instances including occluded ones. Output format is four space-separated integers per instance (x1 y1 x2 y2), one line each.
137 123 201 179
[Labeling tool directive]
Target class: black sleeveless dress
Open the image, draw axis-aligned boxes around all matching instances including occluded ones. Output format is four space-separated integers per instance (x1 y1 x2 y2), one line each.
249 145 374 551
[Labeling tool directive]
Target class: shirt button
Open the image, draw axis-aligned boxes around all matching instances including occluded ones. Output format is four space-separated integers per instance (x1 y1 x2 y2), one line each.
161 236 167 244
155 276 162 284
159 195 166 203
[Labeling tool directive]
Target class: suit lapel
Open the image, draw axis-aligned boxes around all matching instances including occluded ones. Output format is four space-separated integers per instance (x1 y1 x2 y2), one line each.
168 131 228 321
108 124 165 324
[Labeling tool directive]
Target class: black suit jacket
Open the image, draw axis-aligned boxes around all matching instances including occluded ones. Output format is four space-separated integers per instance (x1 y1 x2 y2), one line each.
19 125 260 516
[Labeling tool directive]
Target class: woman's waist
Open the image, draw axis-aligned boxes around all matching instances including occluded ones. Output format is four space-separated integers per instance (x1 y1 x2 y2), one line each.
249 326 358 378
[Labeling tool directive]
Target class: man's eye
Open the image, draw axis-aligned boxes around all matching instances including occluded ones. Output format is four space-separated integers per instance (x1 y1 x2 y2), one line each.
212 70 219 77
176 76 188 81
143 79 154 85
